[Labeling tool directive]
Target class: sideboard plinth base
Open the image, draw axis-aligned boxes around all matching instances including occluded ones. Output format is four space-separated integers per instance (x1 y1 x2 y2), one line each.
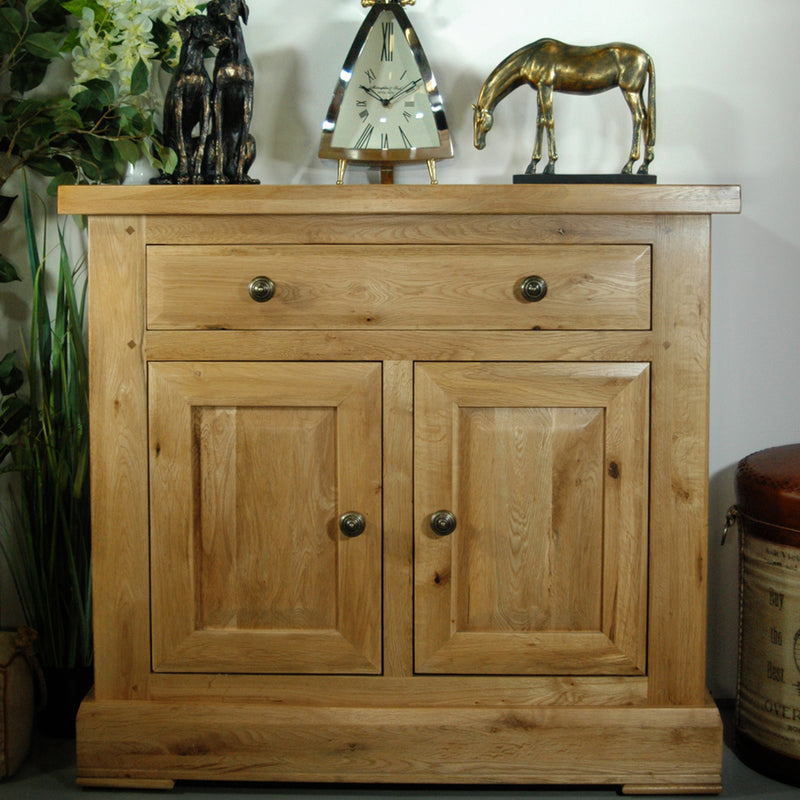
76 695 722 793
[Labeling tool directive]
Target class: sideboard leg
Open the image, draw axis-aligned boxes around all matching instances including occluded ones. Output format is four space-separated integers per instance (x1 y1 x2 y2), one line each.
77 777 176 790
621 784 722 796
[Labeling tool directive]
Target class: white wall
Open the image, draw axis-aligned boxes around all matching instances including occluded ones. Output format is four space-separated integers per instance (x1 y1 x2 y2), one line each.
3 0 798 698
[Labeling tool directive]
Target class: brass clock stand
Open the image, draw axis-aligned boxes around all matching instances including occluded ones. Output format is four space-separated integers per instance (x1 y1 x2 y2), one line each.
336 159 440 185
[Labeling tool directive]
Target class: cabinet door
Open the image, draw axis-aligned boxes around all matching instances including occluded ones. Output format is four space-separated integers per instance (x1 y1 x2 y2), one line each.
149 362 382 674
414 362 649 675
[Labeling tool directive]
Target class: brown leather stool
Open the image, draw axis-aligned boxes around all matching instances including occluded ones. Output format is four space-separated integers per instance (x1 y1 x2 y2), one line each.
733 443 800 785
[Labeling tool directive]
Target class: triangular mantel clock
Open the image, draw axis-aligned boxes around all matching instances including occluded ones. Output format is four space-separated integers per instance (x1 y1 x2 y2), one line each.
319 0 453 184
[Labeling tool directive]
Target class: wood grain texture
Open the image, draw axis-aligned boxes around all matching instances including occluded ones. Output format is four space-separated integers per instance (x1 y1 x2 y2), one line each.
59 183 740 216
147 244 650 331
382 361 414 677
87 217 151 700
149 362 382 674
647 215 713 705
144 213 658 247
72 184 734 791
455 406 604 633
414 362 649 675
76 695 722 787
144 329 656 363
145 673 648 706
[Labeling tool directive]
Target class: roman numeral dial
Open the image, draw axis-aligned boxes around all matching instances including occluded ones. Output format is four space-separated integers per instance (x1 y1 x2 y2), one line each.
354 123 375 149
319 1 453 177
381 21 393 61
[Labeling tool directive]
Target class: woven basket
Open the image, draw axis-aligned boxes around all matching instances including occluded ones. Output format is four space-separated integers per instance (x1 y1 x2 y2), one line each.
0 630 34 779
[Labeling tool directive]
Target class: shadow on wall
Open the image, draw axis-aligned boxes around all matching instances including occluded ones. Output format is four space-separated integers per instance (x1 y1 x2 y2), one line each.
251 47 317 182
707 461 739 700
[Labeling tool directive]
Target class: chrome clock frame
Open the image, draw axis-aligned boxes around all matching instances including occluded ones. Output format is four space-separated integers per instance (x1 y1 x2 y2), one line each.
319 2 453 170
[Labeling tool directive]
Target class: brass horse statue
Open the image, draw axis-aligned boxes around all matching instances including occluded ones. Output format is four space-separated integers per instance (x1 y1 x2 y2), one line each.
473 39 655 175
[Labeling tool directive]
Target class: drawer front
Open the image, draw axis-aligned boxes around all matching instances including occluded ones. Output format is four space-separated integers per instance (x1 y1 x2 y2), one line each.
147 244 651 331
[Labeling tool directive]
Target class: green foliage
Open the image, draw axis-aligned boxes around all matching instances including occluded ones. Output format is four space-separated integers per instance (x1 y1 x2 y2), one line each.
0 0 176 300
0 0 176 202
0 175 91 669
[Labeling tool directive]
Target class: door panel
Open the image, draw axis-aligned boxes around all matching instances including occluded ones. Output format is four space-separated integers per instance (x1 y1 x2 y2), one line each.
414 362 649 675
196 406 338 632
456 406 604 634
149 362 382 674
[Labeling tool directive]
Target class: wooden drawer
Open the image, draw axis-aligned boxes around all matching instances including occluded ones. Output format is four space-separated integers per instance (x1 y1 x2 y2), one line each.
147 244 650 331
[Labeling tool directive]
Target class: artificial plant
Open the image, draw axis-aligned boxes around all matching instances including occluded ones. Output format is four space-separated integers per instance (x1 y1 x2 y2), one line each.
0 177 91 669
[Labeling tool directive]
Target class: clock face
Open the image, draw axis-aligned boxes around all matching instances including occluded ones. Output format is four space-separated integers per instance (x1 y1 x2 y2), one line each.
330 9 440 152
319 3 452 162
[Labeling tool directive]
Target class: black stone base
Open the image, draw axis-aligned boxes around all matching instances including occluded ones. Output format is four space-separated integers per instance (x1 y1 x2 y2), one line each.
513 173 657 184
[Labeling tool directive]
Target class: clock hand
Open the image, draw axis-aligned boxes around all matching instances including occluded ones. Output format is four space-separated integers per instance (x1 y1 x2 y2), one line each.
387 78 422 104
359 84 390 106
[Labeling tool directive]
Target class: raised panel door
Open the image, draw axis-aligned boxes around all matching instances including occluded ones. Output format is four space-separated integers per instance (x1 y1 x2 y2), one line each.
414 362 650 675
149 361 382 674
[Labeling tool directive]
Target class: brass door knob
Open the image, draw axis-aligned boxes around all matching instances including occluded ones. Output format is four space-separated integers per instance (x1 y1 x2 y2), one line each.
339 511 366 538
430 510 457 536
519 275 548 302
248 276 275 302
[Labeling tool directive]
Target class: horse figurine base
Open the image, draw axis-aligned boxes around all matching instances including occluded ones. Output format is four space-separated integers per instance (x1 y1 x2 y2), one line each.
513 173 656 184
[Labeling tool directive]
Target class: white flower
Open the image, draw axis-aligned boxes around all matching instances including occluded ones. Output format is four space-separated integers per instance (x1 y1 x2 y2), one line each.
70 0 205 104
166 0 203 22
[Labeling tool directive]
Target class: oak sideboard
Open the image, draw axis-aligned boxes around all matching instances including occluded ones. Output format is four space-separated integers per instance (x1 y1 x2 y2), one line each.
59 183 740 793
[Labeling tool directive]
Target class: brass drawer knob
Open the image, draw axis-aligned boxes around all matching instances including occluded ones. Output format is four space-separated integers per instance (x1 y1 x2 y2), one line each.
430 510 457 536
339 511 366 538
519 275 548 302
248 276 275 302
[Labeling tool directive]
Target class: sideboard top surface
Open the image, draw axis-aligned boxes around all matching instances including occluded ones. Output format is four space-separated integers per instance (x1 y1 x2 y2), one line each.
58 184 741 217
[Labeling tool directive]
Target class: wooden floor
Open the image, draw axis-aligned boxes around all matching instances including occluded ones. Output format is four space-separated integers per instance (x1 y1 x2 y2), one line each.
1 708 797 800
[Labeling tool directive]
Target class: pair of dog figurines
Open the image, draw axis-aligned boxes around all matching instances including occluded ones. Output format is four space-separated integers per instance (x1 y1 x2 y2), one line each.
154 0 258 185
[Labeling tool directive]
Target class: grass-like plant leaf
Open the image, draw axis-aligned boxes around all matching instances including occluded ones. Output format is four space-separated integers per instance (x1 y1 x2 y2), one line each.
0 174 91 669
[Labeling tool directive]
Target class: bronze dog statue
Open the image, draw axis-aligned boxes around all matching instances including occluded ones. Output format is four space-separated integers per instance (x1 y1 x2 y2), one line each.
156 15 228 184
204 0 258 184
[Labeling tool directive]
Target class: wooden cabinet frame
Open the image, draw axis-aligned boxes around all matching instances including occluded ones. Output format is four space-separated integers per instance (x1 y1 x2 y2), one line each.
59 184 740 794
